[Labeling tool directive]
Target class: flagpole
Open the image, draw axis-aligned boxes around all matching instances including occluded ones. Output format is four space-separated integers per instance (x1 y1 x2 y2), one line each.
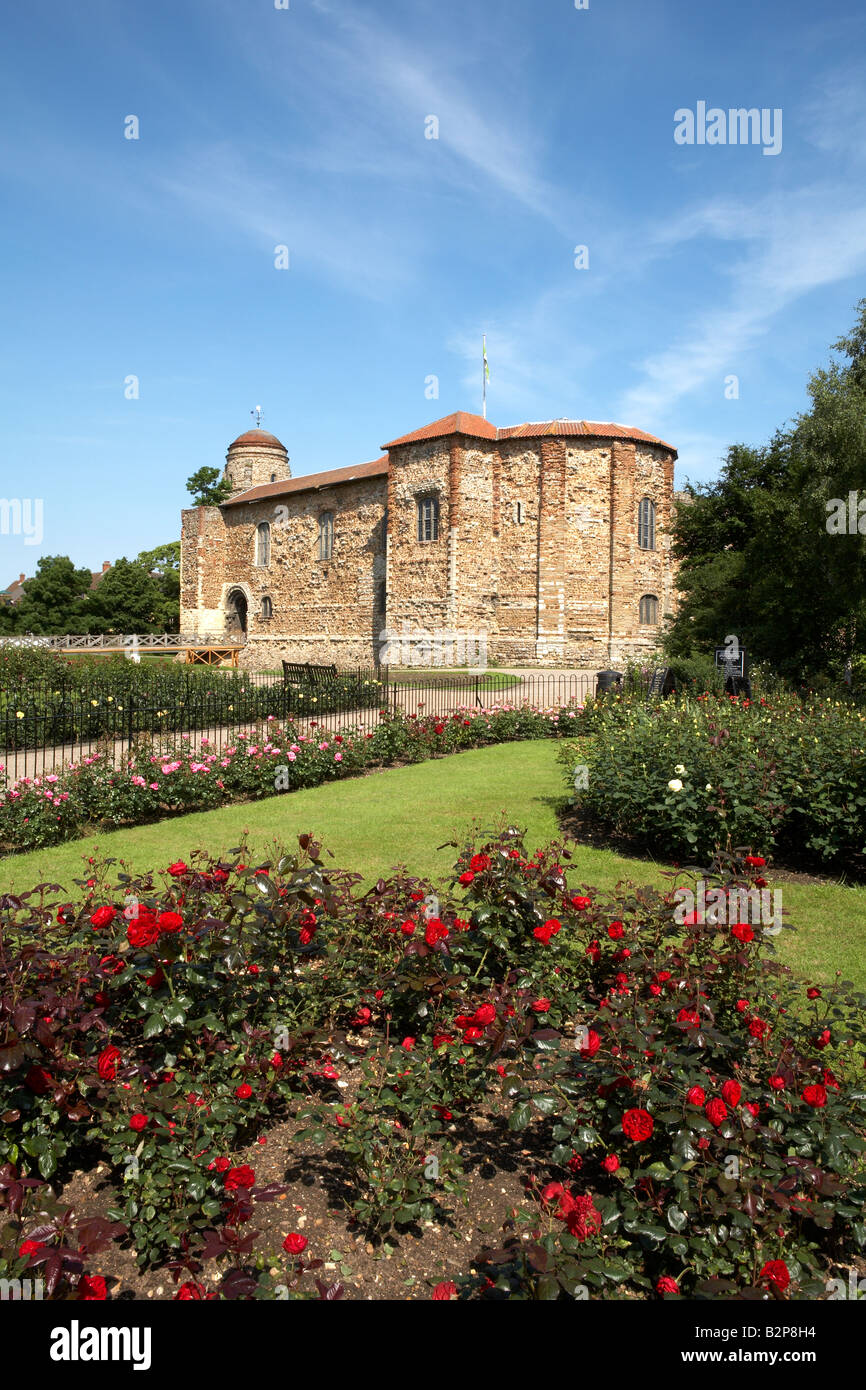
482 336 487 419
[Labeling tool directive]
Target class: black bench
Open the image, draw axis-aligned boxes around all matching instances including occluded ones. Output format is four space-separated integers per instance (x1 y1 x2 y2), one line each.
282 661 339 687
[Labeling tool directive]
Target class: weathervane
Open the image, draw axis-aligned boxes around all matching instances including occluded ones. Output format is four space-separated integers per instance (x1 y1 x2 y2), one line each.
250 405 263 428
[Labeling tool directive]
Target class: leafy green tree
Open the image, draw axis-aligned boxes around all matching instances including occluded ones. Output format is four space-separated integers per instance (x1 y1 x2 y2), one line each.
137 542 180 631
84 557 169 634
13 556 94 635
665 300 866 682
187 467 232 507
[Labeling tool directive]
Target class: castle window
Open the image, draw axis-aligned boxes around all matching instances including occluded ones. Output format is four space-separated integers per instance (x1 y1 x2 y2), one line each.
639 594 658 624
270 473 277 483
638 498 656 550
513 501 525 524
417 496 439 542
261 595 273 620
375 580 386 612
255 521 271 567
318 511 334 561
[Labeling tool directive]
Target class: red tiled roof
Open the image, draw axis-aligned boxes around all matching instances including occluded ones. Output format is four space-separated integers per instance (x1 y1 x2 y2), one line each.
383 412 675 455
227 429 287 451
382 412 498 449
224 457 389 506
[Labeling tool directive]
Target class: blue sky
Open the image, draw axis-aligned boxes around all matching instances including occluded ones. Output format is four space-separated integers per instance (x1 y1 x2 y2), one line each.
2 0 865 576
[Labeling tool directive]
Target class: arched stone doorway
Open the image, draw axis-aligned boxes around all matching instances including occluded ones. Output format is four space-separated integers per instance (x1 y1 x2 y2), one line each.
225 588 248 638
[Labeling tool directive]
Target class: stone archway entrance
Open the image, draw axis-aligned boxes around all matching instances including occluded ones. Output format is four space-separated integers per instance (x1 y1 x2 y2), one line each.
225 588 248 638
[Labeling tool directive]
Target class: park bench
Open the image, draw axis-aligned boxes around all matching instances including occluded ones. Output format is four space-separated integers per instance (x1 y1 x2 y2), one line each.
282 661 339 687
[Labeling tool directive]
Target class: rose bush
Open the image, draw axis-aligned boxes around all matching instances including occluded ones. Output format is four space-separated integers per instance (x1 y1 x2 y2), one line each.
560 691 866 868
1 823 864 1298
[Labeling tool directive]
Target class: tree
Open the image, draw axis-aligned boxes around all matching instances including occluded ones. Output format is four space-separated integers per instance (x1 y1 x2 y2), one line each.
137 542 180 631
664 300 866 683
84 557 169 634
187 467 233 507
13 556 94 634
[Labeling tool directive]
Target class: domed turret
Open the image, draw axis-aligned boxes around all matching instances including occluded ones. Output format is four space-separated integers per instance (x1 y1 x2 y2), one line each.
225 428 291 495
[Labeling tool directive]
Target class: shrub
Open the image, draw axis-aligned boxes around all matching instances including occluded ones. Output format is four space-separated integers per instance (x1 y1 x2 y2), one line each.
560 691 866 869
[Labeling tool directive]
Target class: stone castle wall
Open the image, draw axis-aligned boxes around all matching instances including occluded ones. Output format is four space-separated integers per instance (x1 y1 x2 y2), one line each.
180 431 677 669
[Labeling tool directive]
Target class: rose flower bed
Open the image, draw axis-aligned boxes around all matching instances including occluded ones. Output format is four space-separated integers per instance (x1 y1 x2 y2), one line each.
560 691 866 870
0 703 580 854
1 827 864 1300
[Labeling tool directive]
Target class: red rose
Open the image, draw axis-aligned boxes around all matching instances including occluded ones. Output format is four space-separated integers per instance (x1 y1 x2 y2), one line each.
462 1027 484 1043
175 1282 206 1299
768 1074 785 1091
433 1282 457 1300
530 998 550 1013
19 1239 44 1258
622 1108 653 1142
211 1157 231 1173
533 924 554 944
425 918 449 947
401 1037 416 1050
299 926 316 946
731 922 754 943
400 920 416 936
745 1102 760 1117
601 1154 620 1173
224 1165 255 1190
167 861 189 877
77 1275 107 1301
469 854 490 872
721 1080 741 1107
686 1085 706 1107
472 1003 496 1027
564 1193 602 1241
802 1084 827 1108
97 1045 122 1081
90 905 116 929
677 1008 700 1029
129 1113 149 1132
579 1029 601 1059
157 911 184 933
748 1017 769 1038
736 999 750 1012
458 871 475 885
759 1260 789 1292
744 856 766 868
607 922 624 939
656 1276 680 1295
282 1232 308 1256
127 918 160 948
432 1033 453 1049
571 897 591 910
806 987 821 999
705 1098 728 1127
234 1083 253 1099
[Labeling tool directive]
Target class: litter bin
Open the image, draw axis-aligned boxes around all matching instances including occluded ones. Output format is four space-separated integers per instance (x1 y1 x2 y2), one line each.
596 669 623 698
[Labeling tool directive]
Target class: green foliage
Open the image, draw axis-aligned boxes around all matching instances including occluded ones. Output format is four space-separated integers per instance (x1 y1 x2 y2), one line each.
560 691 866 869
12 556 94 635
187 467 233 508
666 299 866 683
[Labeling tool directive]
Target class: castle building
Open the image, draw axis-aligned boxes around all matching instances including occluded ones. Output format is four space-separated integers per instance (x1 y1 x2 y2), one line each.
179 412 678 669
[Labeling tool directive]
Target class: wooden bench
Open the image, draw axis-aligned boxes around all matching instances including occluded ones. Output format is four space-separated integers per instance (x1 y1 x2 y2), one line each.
282 661 339 687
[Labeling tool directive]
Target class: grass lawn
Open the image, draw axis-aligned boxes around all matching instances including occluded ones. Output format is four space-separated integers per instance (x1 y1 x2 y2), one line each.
3 741 865 990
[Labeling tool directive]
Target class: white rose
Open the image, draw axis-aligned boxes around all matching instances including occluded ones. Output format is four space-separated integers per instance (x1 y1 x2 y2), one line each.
705 783 713 792
674 764 687 775
667 779 683 793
